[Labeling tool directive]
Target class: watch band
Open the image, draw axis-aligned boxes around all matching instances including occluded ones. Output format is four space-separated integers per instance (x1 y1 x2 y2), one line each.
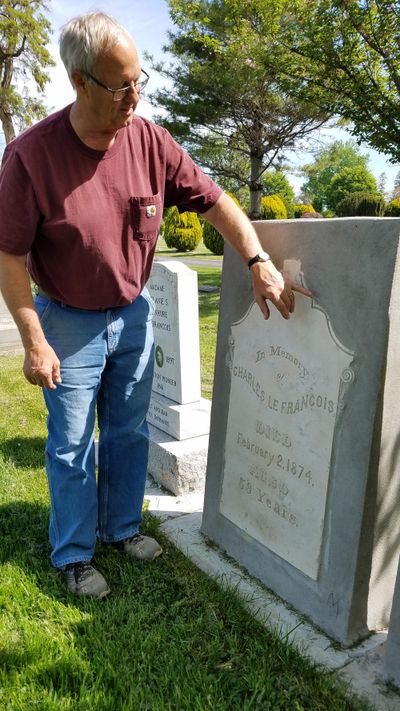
248 251 270 269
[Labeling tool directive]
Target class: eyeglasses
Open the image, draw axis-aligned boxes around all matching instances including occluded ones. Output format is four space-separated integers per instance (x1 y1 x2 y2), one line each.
86 69 150 101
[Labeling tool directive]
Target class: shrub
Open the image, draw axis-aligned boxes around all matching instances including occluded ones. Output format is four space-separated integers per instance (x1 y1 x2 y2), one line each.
356 193 385 216
203 222 224 255
294 203 316 218
386 198 400 217
163 207 202 252
260 195 287 220
203 192 240 255
336 192 386 217
326 165 377 211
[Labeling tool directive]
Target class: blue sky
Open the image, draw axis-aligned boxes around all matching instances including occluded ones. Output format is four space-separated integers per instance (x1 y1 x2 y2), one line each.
27 1 400 195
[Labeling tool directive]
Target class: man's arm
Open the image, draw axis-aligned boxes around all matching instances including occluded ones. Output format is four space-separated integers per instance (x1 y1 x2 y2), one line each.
202 192 312 319
0 250 61 388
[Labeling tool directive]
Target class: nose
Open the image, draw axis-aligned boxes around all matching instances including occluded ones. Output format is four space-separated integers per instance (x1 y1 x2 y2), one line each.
127 81 141 95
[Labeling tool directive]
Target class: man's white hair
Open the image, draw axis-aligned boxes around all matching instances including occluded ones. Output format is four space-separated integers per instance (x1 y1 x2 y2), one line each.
60 11 134 84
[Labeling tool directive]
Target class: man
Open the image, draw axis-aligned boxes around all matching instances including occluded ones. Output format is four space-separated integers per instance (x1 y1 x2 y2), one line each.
0 12 310 598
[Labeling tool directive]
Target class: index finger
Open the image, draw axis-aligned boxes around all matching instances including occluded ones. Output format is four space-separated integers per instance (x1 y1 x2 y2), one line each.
40 372 58 390
291 282 313 298
272 294 290 320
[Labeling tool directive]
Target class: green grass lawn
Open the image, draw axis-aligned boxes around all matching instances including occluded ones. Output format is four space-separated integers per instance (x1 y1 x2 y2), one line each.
0 270 374 710
155 235 222 260
192 266 222 400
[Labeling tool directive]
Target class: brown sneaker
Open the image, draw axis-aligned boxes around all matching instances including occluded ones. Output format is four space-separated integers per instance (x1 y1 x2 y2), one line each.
111 534 162 560
61 562 111 598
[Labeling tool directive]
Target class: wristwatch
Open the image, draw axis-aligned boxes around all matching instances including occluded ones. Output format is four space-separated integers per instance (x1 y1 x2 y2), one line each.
248 250 271 269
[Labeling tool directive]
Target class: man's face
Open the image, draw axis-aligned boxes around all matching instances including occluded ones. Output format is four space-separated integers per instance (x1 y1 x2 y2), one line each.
85 38 142 130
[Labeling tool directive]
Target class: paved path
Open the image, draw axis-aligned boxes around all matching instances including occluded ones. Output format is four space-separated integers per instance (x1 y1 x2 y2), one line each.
154 255 222 269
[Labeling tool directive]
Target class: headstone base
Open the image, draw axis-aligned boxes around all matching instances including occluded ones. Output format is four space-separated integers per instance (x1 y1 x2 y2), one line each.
148 424 208 495
147 392 211 440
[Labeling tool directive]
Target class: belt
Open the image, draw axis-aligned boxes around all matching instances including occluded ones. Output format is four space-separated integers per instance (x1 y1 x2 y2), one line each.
36 286 108 312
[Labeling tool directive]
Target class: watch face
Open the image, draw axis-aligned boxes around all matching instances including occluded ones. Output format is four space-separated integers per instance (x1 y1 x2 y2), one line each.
259 251 270 262
248 251 270 268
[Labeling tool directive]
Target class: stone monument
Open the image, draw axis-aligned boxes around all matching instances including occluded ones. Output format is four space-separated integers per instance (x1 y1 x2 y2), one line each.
202 218 400 646
147 261 211 495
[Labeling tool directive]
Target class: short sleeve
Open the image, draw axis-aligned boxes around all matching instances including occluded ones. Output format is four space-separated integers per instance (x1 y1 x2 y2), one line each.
163 129 222 213
0 145 40 255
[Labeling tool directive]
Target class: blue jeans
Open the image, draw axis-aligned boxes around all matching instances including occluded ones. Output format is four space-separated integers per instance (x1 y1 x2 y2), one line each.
34 290 155 568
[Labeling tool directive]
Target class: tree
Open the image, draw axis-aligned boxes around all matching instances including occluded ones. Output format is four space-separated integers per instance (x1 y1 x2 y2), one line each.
271 0 400 164
300 140 370 212
377 172 386 195
262 170 295 206
0 1 54 144
392 171 400 200
325 165 378 211
148 0 330 218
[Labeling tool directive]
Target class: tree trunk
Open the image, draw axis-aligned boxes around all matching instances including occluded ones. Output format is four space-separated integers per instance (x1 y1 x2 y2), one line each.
1 56 16 144
248 152 263 219
0 108 16 144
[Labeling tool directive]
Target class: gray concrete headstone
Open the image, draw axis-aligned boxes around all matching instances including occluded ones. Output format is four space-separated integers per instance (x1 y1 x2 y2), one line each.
202 218 400 646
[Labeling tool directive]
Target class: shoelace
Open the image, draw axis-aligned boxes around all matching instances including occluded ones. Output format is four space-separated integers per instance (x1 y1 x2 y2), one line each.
66 562 92 582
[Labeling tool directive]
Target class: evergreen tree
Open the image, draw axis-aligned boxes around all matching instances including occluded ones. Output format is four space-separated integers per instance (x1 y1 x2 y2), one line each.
148 0 329 218
0 0 54 144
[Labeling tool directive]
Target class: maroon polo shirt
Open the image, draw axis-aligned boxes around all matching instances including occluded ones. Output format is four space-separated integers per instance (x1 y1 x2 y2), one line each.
0 106 222 309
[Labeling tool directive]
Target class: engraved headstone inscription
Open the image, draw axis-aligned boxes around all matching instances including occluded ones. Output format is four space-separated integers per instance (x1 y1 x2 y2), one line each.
202 218 400 646
148 261 201 405
221 292 353 580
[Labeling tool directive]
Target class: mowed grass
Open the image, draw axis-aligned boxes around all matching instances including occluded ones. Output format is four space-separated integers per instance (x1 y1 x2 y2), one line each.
0 276 373 710
155 235 222 261
193 266 222 400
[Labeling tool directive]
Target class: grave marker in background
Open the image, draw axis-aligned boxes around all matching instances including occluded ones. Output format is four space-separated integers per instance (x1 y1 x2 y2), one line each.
147 261 211 494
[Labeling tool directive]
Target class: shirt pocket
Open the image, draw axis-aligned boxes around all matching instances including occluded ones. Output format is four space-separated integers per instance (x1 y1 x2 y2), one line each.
130 194 163 242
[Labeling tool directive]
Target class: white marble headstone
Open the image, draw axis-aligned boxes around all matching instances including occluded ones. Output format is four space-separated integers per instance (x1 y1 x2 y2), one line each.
220 292 354 580
148 261 201 405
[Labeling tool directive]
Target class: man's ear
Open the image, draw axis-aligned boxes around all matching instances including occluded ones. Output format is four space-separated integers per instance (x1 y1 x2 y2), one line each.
71 69 88 95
